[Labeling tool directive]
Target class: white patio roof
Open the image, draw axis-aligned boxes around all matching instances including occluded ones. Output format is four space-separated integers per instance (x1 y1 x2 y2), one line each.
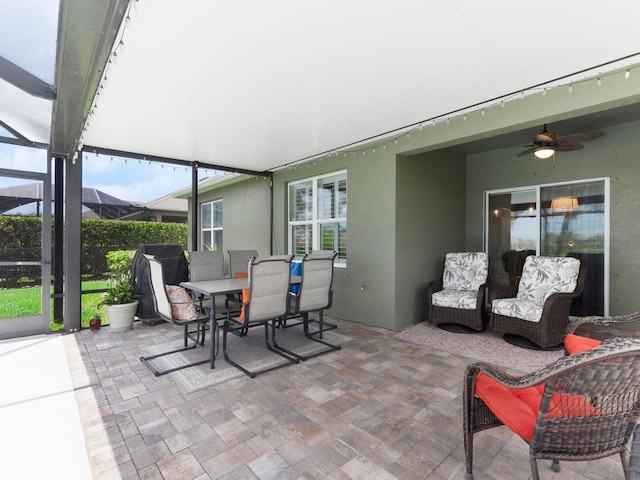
44 1 640 171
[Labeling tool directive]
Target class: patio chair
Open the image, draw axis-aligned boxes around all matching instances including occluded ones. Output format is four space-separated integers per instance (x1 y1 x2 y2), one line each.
222 254 299 378
273 250 341 360
463 337 640 480
139 254 210 376
427 252 489 332
227 249 259 329
564 311 640 355
491 256 586 349
188 249 227 319
228 249 259 278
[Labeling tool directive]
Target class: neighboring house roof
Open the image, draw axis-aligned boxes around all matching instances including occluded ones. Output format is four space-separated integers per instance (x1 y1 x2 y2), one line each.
0 182 188 220
0 183 149 220
174 172 250 199
144 192 187 213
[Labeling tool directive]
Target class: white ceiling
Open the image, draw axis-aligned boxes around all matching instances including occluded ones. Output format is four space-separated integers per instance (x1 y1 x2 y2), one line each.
78 0 640 172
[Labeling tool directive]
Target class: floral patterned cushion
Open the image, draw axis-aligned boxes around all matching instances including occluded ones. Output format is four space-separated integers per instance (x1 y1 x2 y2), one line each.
491 297 543 322
441 252 489 292
432 289 479 310
516 256 580 304
165 285 199 321
492 256 580 323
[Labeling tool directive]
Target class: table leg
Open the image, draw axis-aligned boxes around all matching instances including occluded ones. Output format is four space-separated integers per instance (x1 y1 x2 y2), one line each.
210 294 216 369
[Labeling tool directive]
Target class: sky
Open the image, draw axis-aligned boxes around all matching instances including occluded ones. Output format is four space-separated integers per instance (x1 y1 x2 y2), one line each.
0 142 213 204
0 0 212 204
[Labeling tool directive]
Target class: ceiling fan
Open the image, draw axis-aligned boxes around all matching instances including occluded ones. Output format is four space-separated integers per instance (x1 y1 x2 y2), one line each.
518 124 604 159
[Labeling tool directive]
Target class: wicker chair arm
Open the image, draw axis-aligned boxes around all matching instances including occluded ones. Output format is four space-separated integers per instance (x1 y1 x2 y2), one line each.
535 291 578 319
466 338 640 390
489 285 517 303
566 311 640 335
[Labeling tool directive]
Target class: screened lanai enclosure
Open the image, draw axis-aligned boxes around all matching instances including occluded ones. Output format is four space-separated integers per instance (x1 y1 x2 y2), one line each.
1 0 640 337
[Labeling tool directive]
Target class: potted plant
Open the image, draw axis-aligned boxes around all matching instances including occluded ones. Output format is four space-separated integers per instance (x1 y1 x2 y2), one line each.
99 272 140 332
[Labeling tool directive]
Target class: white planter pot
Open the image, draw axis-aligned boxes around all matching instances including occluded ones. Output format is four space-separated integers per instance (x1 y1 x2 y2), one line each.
104 301 138 332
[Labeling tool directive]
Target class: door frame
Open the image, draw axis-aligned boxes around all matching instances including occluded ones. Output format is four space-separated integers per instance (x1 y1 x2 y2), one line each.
484 177 610 316
0 164 52 339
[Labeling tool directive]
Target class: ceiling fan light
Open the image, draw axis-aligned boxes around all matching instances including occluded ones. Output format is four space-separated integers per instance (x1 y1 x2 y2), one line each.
534 146 556 159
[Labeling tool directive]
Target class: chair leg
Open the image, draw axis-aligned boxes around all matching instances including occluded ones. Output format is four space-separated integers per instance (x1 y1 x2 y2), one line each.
265 320 299 363
529 457 541 480
222 321 256 378
223 320 299 378
464 397 474 480
303 311 341 353
140 322 210 376
185 323 206 346
271 312 341 361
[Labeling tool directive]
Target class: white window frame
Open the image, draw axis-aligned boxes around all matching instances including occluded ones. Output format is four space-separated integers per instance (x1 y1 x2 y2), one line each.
200 199 223 251
288 170 347 267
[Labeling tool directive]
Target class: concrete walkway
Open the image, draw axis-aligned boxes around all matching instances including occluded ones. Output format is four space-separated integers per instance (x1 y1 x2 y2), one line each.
0 334 92 479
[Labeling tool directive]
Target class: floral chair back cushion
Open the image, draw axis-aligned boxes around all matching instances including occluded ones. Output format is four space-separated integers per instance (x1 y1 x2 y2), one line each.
516 256 580 305
442 252 489 292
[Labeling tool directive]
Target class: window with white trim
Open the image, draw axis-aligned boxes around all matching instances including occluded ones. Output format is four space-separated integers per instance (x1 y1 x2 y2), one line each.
201 200 223 250
288 171 347 265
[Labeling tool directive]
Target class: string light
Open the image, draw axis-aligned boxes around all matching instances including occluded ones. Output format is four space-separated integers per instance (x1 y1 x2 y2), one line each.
81 1 640 174
279 61 640 170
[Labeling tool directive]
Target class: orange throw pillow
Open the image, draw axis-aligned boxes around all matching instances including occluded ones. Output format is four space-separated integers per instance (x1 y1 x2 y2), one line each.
235 272 249 278
565 333 602 355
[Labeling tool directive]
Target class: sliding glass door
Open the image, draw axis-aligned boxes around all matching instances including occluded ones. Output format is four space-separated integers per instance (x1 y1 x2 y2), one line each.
486 178 608 316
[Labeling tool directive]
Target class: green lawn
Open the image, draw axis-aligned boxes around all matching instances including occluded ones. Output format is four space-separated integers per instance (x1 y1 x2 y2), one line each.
0 281 108 331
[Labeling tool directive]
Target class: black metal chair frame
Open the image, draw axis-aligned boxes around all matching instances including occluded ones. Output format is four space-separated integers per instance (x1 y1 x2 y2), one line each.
139 254 210 376
273 250 342 361
222 255 299 378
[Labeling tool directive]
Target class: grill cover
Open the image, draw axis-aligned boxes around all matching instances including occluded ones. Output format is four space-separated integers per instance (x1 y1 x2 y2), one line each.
131 244 189 321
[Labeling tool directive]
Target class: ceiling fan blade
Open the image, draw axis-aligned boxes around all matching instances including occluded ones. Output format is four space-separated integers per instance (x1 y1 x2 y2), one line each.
557 130 604 144
534 131 556 143
517 147 537 157
556 143 584 152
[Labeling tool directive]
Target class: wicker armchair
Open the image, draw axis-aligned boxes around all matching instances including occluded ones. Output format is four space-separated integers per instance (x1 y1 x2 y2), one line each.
463 337 640 480
564 311 640 355
427 252 489 332
491 256 586 348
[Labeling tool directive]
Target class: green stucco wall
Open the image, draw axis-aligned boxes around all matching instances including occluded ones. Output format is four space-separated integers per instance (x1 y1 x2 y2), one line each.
263 66 640 330
273 151 398 329
466 118 640 316
395 151 466 328
190 178 271 274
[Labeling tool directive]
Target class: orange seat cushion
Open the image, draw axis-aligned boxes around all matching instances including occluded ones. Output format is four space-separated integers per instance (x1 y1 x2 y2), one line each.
475 373 600 441
235 272 249 278
565 333 602 355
